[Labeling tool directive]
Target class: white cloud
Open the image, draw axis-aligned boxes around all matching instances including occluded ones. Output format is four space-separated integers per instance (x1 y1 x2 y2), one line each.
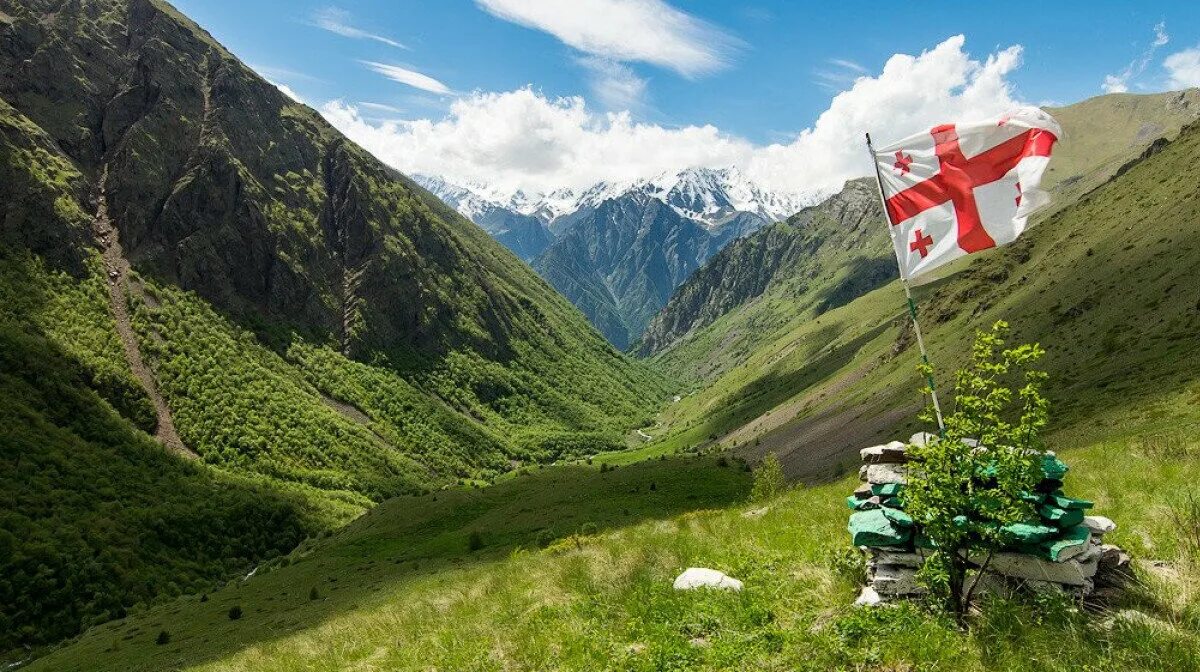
312 7 407 49
1101 74 1129 94
1164 46 1200 89
362 61 452 95
269 80 305 104
577 57 648 110
359 102 405 114
475 0 737 78
322 35 1024 196
1102 22 1169 93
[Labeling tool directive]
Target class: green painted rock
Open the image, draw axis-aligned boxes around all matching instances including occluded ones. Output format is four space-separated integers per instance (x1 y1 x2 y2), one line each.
1040 504 1085 528
871 483 904 497
1040 524 1092 562
1002 521 1059 544
1041 454 1068 480
882 507 914 529
848 509 912 547
1048 494 1094 510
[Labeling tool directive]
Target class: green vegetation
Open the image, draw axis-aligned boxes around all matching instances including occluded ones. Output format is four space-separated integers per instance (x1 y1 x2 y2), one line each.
24 410 1200 671
0 0 670 655
0 261 339 652
905 322 1049 619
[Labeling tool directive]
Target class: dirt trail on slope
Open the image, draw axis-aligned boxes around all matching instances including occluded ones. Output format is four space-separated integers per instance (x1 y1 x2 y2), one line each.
92 166 197 459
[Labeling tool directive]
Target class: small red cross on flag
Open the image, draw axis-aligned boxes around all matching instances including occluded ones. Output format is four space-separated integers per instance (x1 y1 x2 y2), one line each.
871 107 1061 281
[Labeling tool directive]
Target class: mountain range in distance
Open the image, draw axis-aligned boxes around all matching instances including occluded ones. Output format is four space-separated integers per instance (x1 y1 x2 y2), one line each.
416 167 822 349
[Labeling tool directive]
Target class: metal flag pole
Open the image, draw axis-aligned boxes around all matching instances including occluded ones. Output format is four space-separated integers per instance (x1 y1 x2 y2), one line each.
865 132 946 433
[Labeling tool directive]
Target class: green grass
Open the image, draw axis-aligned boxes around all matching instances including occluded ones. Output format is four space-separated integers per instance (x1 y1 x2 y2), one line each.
24 402 1200 671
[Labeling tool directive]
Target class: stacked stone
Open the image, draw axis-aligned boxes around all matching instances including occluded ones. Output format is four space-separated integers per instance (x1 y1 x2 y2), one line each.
846 434 1131 606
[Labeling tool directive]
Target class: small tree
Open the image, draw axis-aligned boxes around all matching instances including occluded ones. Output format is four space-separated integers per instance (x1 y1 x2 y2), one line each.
906 321 1049 622
749 453 787 502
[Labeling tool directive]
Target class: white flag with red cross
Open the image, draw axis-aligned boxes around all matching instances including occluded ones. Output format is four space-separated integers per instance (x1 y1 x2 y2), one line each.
872 107 1062 281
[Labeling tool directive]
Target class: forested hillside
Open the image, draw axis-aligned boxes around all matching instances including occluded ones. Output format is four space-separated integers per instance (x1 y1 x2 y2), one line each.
0 0 663 652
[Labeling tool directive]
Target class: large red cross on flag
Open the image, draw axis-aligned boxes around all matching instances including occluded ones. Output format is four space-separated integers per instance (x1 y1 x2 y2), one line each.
872 107 1062 281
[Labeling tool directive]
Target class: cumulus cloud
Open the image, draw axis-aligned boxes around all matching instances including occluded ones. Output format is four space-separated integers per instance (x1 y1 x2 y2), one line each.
322 35 1024 196
1102 22 1169 93
362 61 452 95
1164 46 1200 89
475 0 737 78
311 7 407 49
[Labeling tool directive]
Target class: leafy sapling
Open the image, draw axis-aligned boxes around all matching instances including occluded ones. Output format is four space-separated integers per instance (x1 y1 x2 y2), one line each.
905 321 1049 622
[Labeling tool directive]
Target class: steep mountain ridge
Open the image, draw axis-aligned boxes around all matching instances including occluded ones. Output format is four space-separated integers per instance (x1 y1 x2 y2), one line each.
0 0 664 650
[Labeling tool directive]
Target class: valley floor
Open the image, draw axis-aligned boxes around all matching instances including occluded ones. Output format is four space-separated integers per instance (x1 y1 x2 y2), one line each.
24 397 1200 671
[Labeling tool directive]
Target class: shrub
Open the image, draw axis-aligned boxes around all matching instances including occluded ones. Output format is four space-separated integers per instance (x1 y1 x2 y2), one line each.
906 321 1048 623
228 605 243 620
749 454 786 502
155 630 170 645
309 586 320 601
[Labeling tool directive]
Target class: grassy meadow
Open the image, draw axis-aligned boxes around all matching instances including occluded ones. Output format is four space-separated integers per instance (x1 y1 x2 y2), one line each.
23 400 1200 671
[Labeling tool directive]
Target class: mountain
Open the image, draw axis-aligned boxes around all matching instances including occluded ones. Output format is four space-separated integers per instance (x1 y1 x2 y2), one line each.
641 92 1200 483
27 112 1200 670
412 174 555 261
419 167 817 348
0 0 665 651
640 90 1200 382
635 177 890 364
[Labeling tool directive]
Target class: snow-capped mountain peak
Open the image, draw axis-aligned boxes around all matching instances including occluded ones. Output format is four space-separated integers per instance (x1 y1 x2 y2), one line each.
415 168 820 231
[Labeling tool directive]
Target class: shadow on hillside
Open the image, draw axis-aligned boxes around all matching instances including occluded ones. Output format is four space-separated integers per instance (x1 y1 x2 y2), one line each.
813 255 897 316
29 455 751 671
687 318 897 455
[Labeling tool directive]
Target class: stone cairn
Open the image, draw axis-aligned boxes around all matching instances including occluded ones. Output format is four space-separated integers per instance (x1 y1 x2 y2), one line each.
847 433 1131 606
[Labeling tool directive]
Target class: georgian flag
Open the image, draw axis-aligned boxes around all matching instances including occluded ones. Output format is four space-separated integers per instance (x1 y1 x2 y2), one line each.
872 107 1062 281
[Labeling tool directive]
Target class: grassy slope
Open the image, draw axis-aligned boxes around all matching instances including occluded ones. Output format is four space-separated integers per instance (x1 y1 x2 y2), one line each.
646 90 1200 388
635 106 1200 479
26 409 1200 671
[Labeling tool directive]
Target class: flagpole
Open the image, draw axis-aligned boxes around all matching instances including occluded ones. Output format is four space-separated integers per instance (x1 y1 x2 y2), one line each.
865 132 946 433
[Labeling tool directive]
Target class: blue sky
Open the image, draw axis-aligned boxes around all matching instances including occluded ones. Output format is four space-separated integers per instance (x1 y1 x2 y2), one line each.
173 0 1200 195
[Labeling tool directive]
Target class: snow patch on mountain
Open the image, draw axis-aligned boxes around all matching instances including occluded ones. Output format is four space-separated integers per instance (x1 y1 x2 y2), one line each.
415 168 824 232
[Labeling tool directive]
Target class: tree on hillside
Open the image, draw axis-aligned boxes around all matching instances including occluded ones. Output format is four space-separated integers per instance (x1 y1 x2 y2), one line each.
906 321 1049 623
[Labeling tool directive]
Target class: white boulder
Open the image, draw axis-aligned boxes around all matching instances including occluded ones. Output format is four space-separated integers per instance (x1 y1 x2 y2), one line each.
854 586 884 607
673 568 743 592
